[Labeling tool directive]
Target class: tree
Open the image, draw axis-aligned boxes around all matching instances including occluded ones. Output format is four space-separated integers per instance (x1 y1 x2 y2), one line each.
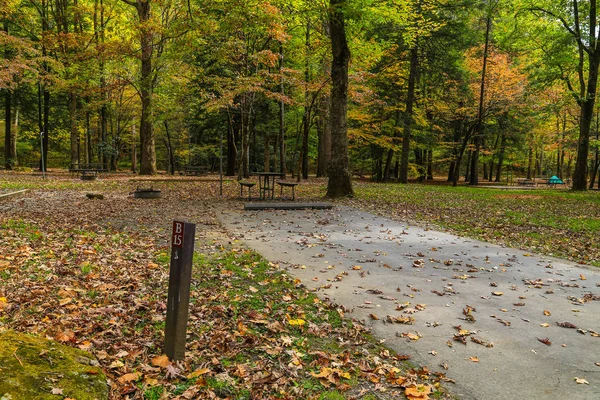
326 0 353 197
528 0 600 190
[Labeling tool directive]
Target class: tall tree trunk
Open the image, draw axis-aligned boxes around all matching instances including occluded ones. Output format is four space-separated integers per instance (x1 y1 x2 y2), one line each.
527 147 533 179
300 20 311 180
69 92 79 169
571 1 600 190
3 89 13 169
399 45 418 184
279 42 286 175
3 21 16 169
226 110 237 176
164 121 175 175
122 0 156 174
326 0 353 197
495 132 506 182
470 10 492 185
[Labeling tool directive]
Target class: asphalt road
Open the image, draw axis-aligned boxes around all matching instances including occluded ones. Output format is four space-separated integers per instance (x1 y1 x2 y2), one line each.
219 205 600 400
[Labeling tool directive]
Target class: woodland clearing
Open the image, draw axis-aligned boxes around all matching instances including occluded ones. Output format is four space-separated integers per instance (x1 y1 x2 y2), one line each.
1 172 599 399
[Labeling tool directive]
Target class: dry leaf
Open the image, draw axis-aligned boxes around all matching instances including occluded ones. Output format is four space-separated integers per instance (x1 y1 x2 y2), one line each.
543 310 551 316
580 274 587 280
117 372 142 384
537 337 552 346
574 377 589 385
491 292 503 296
469 356 479 362
151 354 170 368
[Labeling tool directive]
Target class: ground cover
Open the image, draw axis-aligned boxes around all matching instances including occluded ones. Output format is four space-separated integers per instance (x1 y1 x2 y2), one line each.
0 173 450 400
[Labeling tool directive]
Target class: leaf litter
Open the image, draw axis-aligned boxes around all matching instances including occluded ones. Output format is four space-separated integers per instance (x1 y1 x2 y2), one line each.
0 176 452 399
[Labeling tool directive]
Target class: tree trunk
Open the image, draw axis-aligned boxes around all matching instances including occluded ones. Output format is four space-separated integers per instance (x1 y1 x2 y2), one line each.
133 0 156 175
495 132 506 182
69 92 79 169
326 0 353 197
164 121 175 175
470 11 493 186
527 147 533 180
226 110 237 176
399 45 418 184
4 89 14 169
279 43 286 175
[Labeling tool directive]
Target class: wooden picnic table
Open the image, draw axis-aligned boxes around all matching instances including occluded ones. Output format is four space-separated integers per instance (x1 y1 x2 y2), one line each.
253 172 285 200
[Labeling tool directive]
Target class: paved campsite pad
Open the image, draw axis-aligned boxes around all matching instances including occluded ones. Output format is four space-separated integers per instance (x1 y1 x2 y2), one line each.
219 205 600 400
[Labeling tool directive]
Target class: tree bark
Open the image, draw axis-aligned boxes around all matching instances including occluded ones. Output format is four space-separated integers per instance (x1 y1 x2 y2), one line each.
69 92 79 169
279 42 286 175
399 45 418 184
470 10 492 186
326 0 353 197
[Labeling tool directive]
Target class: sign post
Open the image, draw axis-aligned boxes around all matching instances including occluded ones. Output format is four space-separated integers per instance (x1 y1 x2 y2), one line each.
164 220 196 361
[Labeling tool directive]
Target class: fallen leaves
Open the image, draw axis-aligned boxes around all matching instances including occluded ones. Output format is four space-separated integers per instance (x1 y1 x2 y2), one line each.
537 337 552 346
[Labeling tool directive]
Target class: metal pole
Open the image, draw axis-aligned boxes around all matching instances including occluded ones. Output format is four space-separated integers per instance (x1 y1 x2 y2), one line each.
40 131 46 179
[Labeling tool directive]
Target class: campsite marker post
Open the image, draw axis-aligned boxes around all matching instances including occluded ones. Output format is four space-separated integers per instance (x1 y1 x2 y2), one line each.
165 220 196 360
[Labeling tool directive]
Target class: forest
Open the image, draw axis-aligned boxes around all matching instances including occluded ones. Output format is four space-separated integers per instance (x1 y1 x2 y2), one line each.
2 0 600 192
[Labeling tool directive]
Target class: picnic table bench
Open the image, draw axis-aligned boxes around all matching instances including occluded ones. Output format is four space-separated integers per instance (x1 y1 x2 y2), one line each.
517 178 536 187
181 166 208 176
70 163 107 180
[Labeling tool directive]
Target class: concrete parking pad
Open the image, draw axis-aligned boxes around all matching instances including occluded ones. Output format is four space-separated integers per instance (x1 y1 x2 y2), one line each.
219 205 600 400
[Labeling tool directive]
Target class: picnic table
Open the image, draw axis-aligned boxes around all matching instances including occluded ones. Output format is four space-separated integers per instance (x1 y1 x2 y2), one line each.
70 163 107 179
254 172 285 200
181 166 208 176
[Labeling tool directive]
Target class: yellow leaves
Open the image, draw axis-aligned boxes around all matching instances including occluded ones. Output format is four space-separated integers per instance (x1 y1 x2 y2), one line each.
287 319 305 327
401 332 421 341
574 377 589 385
117 372 142 384
580 274 587 281
469 356 480 363
543 310 551 316
0 297 7 310
310 367 351 386
491 291 503 296
405 384 432 400
151 354 170 368
187 368 211 379
286 313 306 327
55 330 75 343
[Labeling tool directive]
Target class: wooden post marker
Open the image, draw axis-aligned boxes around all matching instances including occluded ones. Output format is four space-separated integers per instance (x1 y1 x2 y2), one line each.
165 220 196 361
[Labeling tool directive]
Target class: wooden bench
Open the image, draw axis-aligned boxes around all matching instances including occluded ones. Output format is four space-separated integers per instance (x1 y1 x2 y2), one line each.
517 178 536 187
182 166 208 176
238 181 256 200
277 181 299 200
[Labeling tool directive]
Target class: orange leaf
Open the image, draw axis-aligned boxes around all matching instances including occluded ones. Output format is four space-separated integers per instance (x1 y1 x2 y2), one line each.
117 372 142 384
151 354 170 368
469 356 479 362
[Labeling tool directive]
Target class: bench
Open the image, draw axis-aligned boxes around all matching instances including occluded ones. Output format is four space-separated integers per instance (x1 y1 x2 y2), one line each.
238 181 256 200
70 163 107 179
517 179 536 187
182 166 208 176
277 181 299 200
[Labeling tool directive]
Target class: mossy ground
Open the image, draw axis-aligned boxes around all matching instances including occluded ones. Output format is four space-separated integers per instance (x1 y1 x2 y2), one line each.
0 330 108 400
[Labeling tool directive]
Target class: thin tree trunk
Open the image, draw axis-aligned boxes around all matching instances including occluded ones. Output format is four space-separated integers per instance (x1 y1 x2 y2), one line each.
495 132 506 182
279 43 286 175
399 45 418 184
470 8 493 186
